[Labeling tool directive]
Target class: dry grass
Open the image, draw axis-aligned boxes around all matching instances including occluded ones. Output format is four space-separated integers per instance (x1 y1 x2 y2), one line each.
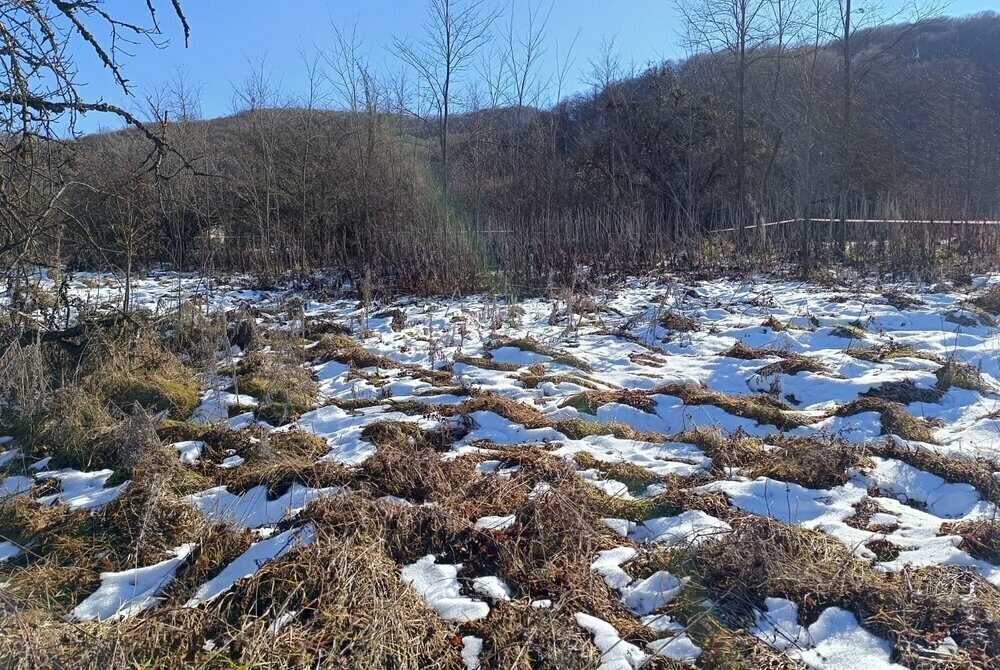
654 383 815 431
454 353 523 371
559 390 657 415
660 311 700 333
970 285 1000 315
846 342 943 364
834 397 939 443
95 332 200 420
489 336 592 371
234 351 319 425
935 360 989 393
867 439 1000 506
756 357 831 377
830 322 867 340
221 430 350 496
751 435 870 489
761 315 813 332
691 516 1000 667
946 305 997 328
311 333 398 369
677 427 868 489
942 520 1000 564
677 426 765 471
573 452 662 494
517 370 601 390
862 380 945 404
719 342 787 359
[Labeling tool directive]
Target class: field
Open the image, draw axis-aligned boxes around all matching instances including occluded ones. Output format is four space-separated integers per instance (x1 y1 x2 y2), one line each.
2 269 1000 669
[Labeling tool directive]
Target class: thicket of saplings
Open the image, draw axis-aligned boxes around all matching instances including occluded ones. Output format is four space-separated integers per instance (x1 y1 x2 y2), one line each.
10 12 998 297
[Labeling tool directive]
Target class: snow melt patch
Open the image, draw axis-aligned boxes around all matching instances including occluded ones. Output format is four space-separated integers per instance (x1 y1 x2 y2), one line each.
621 571 688 616
36 469 128 511
0 541 20 562
400 555 489 622
185 524 316 606
630 510 732 547
461 635 484 670
71 544 194 621
473 514 516 531
0 475 32 499
185 483 339 529
591 547 637 590
471 575 512 602
170 440 205 465
575 612 648 670
752 599 905 669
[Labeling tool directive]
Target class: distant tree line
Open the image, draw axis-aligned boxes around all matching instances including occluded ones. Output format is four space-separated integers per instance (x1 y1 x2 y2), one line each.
8 2 1000 293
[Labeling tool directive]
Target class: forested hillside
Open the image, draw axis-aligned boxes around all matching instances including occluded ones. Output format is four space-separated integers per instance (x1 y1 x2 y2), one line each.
25 13 1000 291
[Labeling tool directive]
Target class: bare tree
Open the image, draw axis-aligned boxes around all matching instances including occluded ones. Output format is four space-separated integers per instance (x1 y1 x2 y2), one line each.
678 0 776 234
503 0 551 113
0 0 188 309
394 0 500 198
825 0 943 249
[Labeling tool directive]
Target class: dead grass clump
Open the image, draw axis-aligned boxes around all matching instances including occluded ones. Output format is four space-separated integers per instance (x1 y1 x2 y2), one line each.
573 452 661 495
452 394 550 429
970 285 1000 315
497 486 623 612
935 360 989 393
660 311 700 333
0 495 66 554
835 397 939 443
695 515 1000 665
214 429 347 495
163 300 228 364
762 315 814 332
559 390 656 415
359 446 462 503
946 306 997 328
756 357 830 377
654 383 813 431
862 380 945 405
719 342 785 360
692 517 870 626
97 337 201 420
867 439 1000 505
216 508 466 669
761 314 788 331
517 370 600 390
303 316 351 339
161 524 256 607
373 308 407 332
18 386 117 470
830 322 867 339
847 342 943 364
235 352 319 425
752 436 870 489
311 334 397 369
453 353 523 371
942 520 1000 564
676 426 764 471
88 454 208 568
624 548 800 669
467 603 602 669
883 290 924 311
490 336 592 371
553 418 666 442
718 343 831 376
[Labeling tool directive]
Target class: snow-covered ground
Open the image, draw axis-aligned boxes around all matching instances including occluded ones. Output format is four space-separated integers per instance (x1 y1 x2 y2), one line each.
4 269 1000 667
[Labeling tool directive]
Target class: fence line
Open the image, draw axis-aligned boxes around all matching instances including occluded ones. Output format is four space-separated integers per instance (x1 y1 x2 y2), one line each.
712 218 1000 234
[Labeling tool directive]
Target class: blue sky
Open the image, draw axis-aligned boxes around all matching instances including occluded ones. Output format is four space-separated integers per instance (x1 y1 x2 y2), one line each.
75 0 996 133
